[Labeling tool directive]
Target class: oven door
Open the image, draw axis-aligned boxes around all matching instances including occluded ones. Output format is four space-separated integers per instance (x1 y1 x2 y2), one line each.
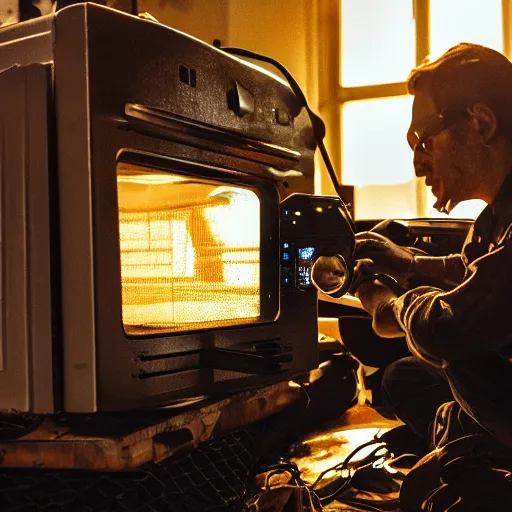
115 153 279 337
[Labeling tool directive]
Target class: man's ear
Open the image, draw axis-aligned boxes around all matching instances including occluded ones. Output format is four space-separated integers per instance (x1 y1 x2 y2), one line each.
468 103 497 143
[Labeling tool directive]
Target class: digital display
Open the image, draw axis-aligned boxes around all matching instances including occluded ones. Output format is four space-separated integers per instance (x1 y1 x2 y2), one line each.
298 266 311 287
296 246 316 288
280 244 317 289
298 246 315 261
281 241 294 287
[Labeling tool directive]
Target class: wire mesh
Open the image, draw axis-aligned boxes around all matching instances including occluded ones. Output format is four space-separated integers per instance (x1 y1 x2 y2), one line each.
0 428 260 512
0 353 359 511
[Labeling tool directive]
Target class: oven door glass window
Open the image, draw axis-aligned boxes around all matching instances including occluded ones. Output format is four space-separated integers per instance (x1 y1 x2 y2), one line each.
117 162 262 335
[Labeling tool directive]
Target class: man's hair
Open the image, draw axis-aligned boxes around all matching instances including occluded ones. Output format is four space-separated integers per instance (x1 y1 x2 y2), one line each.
407 43 512 139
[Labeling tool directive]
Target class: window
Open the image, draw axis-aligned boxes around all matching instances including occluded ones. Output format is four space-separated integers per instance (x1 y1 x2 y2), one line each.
341 0 415 87
117 162 262 335
318 0 508 220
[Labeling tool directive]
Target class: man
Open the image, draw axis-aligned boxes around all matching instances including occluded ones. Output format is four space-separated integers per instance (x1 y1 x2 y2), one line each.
353 43 512 508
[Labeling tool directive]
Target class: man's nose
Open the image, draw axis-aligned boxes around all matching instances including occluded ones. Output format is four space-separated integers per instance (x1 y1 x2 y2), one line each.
414 164 427 178
413 152 430 178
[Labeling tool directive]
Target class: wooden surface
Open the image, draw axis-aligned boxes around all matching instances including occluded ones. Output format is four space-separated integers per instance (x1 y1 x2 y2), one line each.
0 381 301 471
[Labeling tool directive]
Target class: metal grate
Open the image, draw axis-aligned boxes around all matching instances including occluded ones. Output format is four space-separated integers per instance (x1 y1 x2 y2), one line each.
0 428 259 511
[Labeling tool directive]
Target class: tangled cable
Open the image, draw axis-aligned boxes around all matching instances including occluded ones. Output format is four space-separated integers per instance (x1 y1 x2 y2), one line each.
253 430 409 510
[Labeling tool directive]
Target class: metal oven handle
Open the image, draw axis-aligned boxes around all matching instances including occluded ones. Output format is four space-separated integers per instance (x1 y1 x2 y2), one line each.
124 102 304 173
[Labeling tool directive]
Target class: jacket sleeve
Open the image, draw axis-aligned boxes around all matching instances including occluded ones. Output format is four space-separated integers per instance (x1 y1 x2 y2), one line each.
393 240 512 364
410 253 465 290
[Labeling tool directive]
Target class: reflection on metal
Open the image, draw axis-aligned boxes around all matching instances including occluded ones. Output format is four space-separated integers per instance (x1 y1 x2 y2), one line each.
311 254 349 297
290 427 390 486
56 1 135 15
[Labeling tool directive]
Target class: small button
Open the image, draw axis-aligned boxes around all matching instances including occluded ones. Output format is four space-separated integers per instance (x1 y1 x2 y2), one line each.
237 83 254 116
274 108 290 126
179 65 189 84
189 69 197 87
227 81 254 117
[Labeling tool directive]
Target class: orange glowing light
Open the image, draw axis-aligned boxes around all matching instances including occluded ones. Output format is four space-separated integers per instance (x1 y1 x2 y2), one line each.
117 162 261 335
290 427 390 486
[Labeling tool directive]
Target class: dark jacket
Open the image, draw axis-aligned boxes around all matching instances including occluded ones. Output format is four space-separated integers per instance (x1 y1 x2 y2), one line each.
394 173 512 364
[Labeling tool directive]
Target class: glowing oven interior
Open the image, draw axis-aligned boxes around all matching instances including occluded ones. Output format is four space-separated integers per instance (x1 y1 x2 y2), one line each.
117 162 261 335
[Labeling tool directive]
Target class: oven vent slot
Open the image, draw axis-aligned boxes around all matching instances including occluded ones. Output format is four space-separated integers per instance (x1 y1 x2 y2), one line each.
203 338 293 375
136 367 199 380
205 346 292 375
138 349 201 362
251 339 291 357
135 350 201 380
135 339 293 379
234 337 292 357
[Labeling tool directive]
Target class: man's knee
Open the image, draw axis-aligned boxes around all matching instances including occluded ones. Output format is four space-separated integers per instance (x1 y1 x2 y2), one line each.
381 356 426 405
381 356 452 420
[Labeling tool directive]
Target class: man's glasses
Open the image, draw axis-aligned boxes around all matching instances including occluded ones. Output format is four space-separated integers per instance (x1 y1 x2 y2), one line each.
408 109 468 152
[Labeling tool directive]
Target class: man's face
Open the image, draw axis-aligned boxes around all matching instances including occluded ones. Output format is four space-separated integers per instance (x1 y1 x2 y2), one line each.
407 89 478 213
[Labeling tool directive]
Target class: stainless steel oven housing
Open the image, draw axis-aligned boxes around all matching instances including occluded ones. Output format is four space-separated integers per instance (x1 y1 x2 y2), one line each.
0 3 318 413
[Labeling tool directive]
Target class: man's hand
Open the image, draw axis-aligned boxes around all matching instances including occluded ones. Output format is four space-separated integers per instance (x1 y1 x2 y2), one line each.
354 231 417 288
355 279 404 338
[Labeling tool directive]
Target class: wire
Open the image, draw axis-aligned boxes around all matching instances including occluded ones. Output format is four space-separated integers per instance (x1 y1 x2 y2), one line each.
318 458 378 503
260 460 324 510
256 431 399 510
316 439 391 505
298 381 312 410
310 438 387 490
264 462 304 490
217 44 355 234
386 452 420 466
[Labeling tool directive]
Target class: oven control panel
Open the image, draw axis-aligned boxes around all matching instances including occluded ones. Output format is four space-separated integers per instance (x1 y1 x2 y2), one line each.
280 242 316 290
280 194 355 298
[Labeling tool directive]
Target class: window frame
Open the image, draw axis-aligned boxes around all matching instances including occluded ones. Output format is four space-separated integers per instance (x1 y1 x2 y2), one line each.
317 0 512 217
